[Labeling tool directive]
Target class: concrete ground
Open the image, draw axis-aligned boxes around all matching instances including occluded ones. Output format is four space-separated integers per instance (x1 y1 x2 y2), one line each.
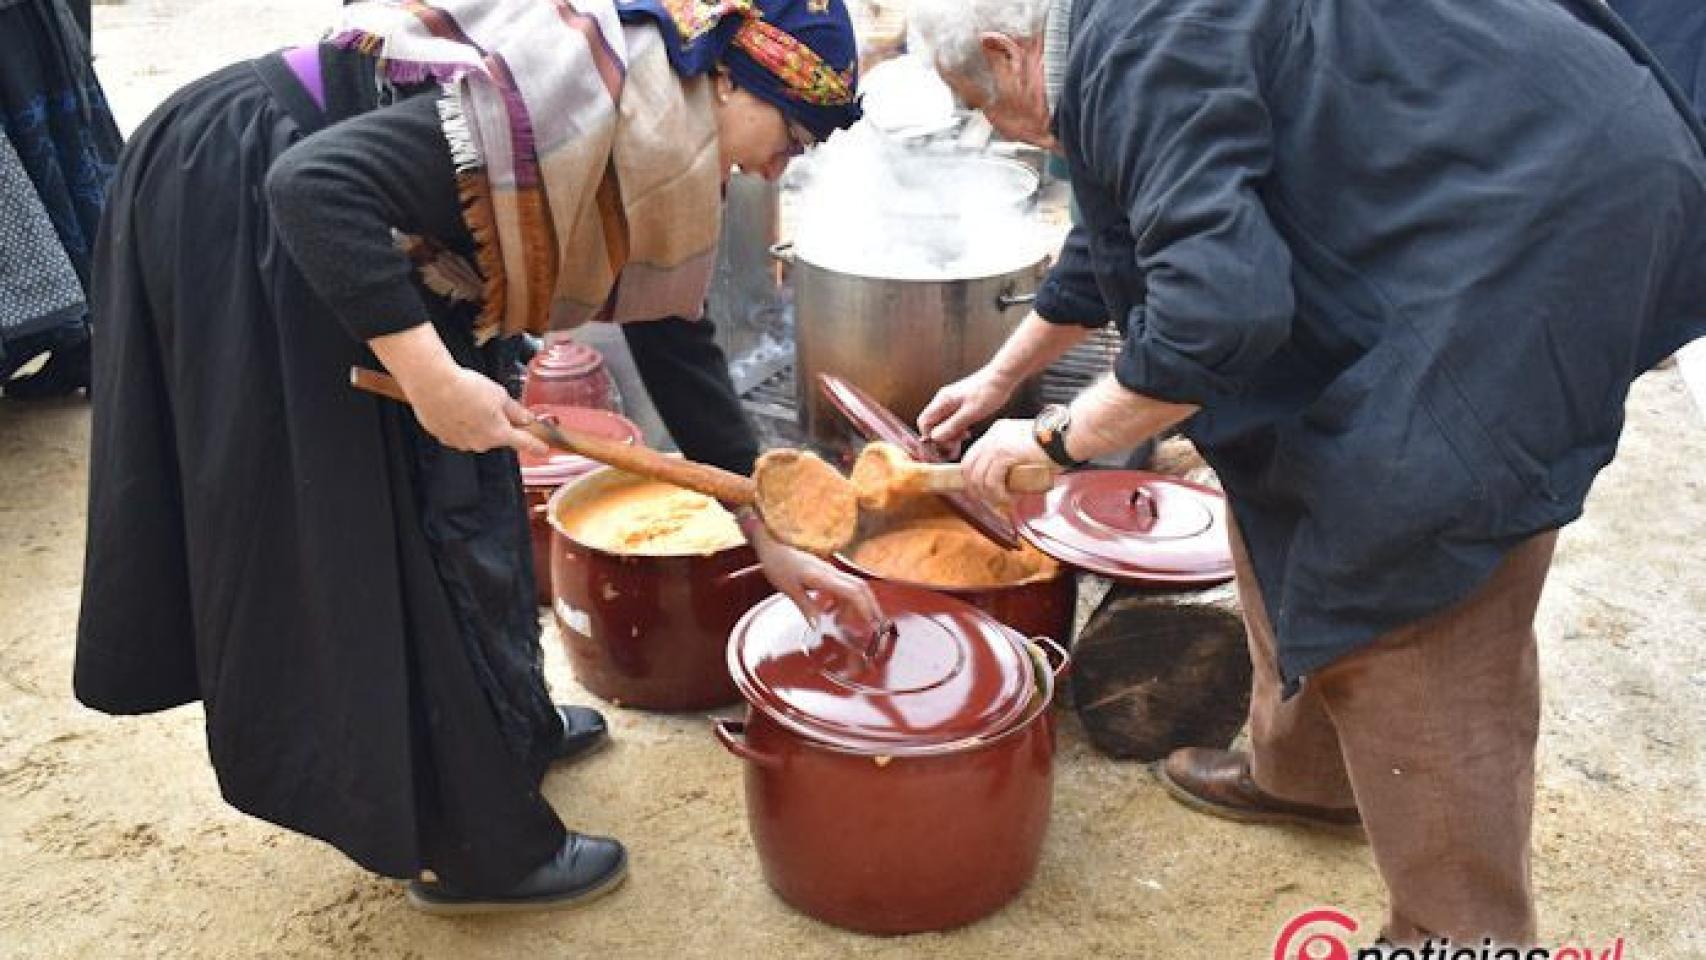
3 3 1703 957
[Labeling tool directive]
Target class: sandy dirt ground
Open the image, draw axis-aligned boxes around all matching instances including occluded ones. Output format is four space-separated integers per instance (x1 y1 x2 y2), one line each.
3 3 1704 957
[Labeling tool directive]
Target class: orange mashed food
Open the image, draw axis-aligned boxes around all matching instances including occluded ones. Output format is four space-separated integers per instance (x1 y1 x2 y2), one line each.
753 448 857 555
849 442 902 509
558 480 743 555
850 503 1058 588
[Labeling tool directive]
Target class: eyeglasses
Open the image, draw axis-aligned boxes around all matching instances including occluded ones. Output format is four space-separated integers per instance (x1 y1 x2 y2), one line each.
785 120 818 157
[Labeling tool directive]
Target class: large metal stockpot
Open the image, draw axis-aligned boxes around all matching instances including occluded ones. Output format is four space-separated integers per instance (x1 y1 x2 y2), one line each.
781 243 1044 446
778 153 1051 449
782 245 1049 449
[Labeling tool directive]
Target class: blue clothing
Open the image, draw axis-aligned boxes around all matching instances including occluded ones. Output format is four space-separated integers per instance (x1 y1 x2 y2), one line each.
1036 0 1706 683
0 0 120 289
0 0 120 390
1611 0 1706 117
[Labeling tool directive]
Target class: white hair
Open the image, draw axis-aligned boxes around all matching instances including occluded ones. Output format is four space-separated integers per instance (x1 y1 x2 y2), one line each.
909 0 1051 99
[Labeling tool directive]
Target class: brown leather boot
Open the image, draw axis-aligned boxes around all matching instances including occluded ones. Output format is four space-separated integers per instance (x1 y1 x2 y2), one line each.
1156 748 1363 833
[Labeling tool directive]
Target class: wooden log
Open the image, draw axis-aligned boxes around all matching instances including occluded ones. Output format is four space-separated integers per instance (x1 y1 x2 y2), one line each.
1070 581 1251 761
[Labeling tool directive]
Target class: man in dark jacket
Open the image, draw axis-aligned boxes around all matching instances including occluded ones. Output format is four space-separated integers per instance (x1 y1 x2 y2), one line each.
1612 0 1706 117
912 0 1706 947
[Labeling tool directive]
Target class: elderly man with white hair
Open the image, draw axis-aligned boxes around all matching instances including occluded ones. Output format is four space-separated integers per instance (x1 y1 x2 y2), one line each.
911 0 1706 948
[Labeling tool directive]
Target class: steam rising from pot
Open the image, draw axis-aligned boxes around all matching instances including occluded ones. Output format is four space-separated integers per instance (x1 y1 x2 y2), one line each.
788 122 1054 281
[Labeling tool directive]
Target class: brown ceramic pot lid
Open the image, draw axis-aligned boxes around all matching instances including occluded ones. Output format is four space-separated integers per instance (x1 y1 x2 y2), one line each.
817 373 1022 550
1013 470 1233 586
528 339 606 380
518 405 643 487
727 579 1035 755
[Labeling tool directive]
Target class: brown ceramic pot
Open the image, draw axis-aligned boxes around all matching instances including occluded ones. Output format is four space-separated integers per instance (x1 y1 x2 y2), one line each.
835 548 1076 648
814 377 1234 644
834 505 1076 644
520 406 643 606
547 468 772 711
520 338 618 411
717 585 1068 934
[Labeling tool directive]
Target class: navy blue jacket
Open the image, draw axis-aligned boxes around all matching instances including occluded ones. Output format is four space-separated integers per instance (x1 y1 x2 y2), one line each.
1035 0 1706 683
1611 0 1706 117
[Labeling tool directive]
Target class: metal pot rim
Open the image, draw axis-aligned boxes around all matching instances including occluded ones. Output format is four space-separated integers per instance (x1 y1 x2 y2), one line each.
786 241 1052 284
879 155 1039 199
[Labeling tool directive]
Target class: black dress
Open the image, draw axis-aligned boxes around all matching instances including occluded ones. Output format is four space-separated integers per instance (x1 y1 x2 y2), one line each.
75 45 757 891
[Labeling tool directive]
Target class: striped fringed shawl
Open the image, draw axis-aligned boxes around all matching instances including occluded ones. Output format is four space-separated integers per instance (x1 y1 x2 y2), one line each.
336 0 723 341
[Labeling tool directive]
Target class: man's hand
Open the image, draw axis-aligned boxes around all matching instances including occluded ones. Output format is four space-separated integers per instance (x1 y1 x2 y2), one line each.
749 526 883 632
959 417 1055 508
918 313 1093 448
917 367 1018 449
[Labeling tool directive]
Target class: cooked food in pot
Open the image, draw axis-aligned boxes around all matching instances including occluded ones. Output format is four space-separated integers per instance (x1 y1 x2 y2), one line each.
556 479 743 555
850 500 1058 588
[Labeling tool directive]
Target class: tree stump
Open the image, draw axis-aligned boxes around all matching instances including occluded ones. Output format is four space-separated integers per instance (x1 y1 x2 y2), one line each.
1070 581 1251 761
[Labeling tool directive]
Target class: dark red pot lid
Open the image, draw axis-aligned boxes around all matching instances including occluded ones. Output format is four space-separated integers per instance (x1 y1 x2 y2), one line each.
817 373 1022 550
527 339 606 381
1012 470 1233 586
518 406 642 487
727 579 1035 755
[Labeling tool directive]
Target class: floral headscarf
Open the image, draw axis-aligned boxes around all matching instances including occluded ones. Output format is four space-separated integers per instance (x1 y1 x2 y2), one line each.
618 0 863 141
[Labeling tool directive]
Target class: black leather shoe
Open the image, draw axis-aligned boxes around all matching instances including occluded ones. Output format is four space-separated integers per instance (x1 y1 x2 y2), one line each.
406 833 628 916
551 705 609 763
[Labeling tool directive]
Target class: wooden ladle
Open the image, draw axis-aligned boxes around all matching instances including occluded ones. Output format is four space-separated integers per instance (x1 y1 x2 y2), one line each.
349 371 1055 555
850 441 1057 511
349 367 858 555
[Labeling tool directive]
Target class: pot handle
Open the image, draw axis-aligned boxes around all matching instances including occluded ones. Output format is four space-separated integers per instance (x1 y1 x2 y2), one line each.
996 282 1038 311
1029 636 1072 681
713 719 783 769
1128 487 1160 533
767 241 796 265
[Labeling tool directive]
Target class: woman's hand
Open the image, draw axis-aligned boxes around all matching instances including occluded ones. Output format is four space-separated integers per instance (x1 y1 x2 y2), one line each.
409 365 548 455
916 366 1018 450
747 520 883 632
367 323 547 456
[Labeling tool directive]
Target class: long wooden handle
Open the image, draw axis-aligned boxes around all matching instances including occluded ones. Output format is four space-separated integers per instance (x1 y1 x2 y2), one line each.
350 366 410 403
536 417 757 505
349 367 756 505
900 462 1058 495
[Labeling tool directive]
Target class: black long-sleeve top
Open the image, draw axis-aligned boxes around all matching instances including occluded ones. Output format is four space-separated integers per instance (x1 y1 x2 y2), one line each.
263 46 758 474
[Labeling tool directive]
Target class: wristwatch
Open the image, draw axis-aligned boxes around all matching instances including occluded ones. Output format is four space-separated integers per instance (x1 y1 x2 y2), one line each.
1033 404 1088 469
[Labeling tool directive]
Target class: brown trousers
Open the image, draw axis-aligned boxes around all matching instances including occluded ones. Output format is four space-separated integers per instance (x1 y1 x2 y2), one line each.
1234 523 1558 945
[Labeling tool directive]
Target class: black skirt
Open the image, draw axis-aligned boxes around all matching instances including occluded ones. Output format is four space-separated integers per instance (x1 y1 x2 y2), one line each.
75 53 566 891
